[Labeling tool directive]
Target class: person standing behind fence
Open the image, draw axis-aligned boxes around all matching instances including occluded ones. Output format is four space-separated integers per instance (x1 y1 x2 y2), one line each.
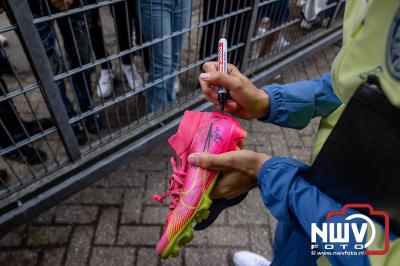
0 50 53 165
89 0 149 98
257 0 291 57
140 0 191 113
29 0 99 145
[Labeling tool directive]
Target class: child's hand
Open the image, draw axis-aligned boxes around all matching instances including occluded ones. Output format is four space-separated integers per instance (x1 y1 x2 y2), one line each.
188 150 270 199
51 0 74 11
199 61 270 120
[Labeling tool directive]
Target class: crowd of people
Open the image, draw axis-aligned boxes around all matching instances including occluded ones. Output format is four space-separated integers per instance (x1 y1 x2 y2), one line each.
0 0 324 182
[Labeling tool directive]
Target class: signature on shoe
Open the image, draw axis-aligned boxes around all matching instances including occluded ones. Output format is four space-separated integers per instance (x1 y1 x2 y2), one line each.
203 123 223 153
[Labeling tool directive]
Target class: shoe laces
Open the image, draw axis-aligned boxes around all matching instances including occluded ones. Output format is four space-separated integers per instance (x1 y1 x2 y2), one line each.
152 157 186 209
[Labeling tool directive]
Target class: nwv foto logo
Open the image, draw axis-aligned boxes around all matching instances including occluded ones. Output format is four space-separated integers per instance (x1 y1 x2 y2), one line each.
310 204 390 255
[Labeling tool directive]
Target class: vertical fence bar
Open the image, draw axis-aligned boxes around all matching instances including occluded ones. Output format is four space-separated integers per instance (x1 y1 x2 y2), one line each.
241 0 260 70
327 0 345 27
4 0 81 161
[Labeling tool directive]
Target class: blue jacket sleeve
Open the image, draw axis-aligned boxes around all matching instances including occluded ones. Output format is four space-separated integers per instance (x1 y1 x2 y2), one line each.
260 73 341 129
258 156 370 265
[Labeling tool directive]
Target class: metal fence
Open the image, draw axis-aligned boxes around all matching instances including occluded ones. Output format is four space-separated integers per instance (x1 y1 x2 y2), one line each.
0 0 344 234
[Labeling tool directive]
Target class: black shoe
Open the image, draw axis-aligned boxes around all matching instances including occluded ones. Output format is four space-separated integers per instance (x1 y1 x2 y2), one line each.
4 145 47 165
0 57 13 75
0 169 8 183
193 192 248 231
85 113 102 135
6 118 54 146
24 118 53 135
72 121 88 146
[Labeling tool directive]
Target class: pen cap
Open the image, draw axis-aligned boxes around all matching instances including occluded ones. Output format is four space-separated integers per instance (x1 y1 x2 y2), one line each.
218 38 227 74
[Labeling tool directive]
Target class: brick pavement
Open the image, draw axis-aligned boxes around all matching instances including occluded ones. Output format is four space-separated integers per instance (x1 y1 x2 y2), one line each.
0 45 339 266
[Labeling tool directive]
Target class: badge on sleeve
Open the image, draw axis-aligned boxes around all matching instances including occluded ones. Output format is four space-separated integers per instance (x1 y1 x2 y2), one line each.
387 7 400 81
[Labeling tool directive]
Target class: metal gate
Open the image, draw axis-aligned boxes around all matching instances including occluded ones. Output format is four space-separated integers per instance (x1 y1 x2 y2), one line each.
0 0 344 235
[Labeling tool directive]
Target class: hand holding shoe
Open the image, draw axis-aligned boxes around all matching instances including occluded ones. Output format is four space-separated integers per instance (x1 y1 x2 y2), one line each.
188 150 270 199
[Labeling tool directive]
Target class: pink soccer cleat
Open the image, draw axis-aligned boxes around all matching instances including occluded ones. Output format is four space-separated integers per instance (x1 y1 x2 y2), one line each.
152 111 247 258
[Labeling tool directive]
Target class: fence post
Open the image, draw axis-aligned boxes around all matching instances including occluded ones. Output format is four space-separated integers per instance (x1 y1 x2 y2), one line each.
241 0 260 71
4 0 81 161
326 0 344 28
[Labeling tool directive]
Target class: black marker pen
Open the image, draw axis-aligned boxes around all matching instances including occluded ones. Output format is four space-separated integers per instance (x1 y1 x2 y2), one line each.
217 38 227 113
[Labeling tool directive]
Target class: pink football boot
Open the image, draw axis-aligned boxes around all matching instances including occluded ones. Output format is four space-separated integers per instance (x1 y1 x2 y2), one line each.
152 111 247 258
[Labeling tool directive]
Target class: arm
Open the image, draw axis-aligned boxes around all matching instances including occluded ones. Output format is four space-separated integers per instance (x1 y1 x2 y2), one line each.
260 73 341 129
199 62 341 126
258 156 391 265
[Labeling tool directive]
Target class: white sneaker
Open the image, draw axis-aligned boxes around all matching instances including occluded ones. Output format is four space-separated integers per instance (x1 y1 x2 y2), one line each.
97 69 115 98
277 37 290 48
173 77 181 93
257 17 271 37
297 0 306 7
0 34 8 46
233 251 271 266
271 37 290 51
301 20 313 29
122 64 143 90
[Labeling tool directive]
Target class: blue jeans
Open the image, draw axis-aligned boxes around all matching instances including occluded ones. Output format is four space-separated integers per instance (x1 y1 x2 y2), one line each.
32 1 93 117
140 0 191 113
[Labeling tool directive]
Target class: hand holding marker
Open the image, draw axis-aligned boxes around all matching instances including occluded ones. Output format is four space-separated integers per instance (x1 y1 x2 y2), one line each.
217 38 228 113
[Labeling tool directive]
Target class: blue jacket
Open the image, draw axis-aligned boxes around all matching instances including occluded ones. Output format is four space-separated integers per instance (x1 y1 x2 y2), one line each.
258 73 396 265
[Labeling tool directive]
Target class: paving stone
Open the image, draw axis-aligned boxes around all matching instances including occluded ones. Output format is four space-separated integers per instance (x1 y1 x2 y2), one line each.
281 69 297 83
33 207 56 224
299 122 315 136
292 64 309 80
249 226 274 260
303 57 321 78
237 118 252 129
191 226 249 247
0 231 22 246
282 128 303 148
27 226 71 246
89 247 135 266
301 136 315 148
65 226 94 266
185 247 229 266
95 207 119 244
54 205 99 224
188 228 208 246
136 248 159 266
312 120 320 134
117 226 161 245
135 156 166 172
63 188 124 205
268 214 278 245
209 210 227 225
290 147 311 163
0 250 37 266
227 190 270 226
161 251 183 266
315 54 330 70
41 248 65 266
270 134 290 156
251 122 281 134
141 206 169 224
255 144 273 154
146 141 174 157
144 171 168 205
245 132 271 146
121 188 144 224
95 169 146 188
